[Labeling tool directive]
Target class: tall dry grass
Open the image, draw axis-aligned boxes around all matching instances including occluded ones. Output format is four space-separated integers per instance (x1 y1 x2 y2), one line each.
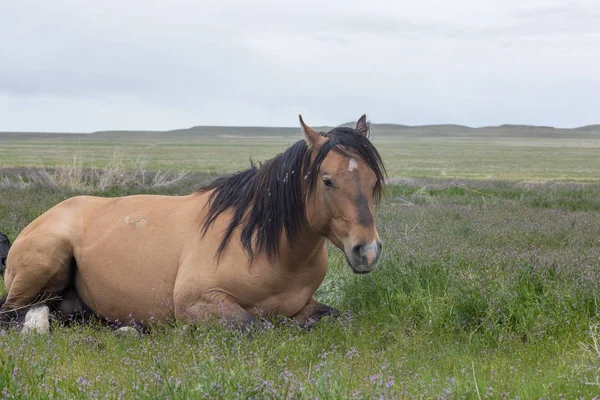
0 151 189 192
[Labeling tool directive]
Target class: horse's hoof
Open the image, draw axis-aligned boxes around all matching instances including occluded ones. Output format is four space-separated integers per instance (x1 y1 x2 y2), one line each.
21 304 50 335
115 326 140 339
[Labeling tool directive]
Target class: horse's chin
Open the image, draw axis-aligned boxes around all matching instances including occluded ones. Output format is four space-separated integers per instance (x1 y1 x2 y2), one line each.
351 268 371 275
344 254 375 274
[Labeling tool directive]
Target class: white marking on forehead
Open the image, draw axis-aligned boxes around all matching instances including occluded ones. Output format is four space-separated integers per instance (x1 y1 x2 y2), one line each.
348 158 359 172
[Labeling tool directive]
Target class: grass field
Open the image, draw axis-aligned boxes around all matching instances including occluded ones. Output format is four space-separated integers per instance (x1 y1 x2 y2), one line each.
1 123 600 181
1 127 600 398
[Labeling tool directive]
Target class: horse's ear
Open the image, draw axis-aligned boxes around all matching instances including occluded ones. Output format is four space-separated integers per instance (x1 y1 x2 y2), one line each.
355 114 370 137
299 115 325 149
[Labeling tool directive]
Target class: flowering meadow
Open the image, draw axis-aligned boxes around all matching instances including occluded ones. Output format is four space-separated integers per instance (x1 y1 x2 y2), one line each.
1 173 600 398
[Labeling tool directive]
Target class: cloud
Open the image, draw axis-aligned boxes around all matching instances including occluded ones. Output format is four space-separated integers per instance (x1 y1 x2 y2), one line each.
1 0 599 131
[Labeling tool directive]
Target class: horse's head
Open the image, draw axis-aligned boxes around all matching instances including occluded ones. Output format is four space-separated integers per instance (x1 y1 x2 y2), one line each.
301 115 386 274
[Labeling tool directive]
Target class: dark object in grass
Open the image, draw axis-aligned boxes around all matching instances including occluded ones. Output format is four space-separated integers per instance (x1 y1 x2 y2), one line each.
0 231 10 276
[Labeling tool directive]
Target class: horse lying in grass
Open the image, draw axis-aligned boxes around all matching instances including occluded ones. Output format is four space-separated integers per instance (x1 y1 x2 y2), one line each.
1 115 386 333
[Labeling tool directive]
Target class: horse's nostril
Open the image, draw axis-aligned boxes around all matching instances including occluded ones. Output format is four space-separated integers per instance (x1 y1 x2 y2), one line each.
351 244 362 258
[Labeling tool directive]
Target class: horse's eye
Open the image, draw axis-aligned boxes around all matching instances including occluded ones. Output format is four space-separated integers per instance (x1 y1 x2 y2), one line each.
322 176 334 188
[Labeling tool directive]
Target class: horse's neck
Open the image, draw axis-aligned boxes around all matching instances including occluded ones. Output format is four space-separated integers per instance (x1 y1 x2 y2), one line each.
277 225 327 269
276 182 330 268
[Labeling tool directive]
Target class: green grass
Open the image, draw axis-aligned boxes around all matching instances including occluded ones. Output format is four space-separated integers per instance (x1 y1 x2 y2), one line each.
1 128 600 181
1 175 600 398
1 127 600 397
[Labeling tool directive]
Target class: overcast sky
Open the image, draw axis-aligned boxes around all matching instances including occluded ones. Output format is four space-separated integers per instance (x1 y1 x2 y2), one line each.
1 0 599 132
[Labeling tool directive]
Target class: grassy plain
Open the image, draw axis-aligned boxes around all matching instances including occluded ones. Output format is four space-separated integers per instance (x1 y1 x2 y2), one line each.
1 123 599 180
0 125 600 398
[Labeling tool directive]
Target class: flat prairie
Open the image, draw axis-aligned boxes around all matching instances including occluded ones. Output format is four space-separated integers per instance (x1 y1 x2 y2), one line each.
0 124 599 398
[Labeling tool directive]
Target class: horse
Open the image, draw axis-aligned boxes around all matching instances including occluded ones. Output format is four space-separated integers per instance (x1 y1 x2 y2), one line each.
1 115 386 332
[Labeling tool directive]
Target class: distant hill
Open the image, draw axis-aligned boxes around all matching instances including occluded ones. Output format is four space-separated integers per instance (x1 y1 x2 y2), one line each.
494 124 555 130
1 122 600 140
0 131 89 139
575 124 600 131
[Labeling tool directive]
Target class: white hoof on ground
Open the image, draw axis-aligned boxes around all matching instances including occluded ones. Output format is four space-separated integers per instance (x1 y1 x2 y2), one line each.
21 304 50 335
115 326 140 339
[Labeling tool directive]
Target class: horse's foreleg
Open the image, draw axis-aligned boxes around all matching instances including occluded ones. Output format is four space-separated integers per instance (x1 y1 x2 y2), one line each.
292 297 340 329
175 291 258 333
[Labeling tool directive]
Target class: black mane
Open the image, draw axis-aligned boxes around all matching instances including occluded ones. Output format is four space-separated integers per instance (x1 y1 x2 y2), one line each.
197 127 386 261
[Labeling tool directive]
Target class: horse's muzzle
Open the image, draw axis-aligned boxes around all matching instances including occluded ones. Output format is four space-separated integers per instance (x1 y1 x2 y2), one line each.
345 240 382 274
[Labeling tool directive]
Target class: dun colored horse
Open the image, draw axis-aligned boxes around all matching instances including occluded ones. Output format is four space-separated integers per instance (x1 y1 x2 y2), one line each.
1 115 386 331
